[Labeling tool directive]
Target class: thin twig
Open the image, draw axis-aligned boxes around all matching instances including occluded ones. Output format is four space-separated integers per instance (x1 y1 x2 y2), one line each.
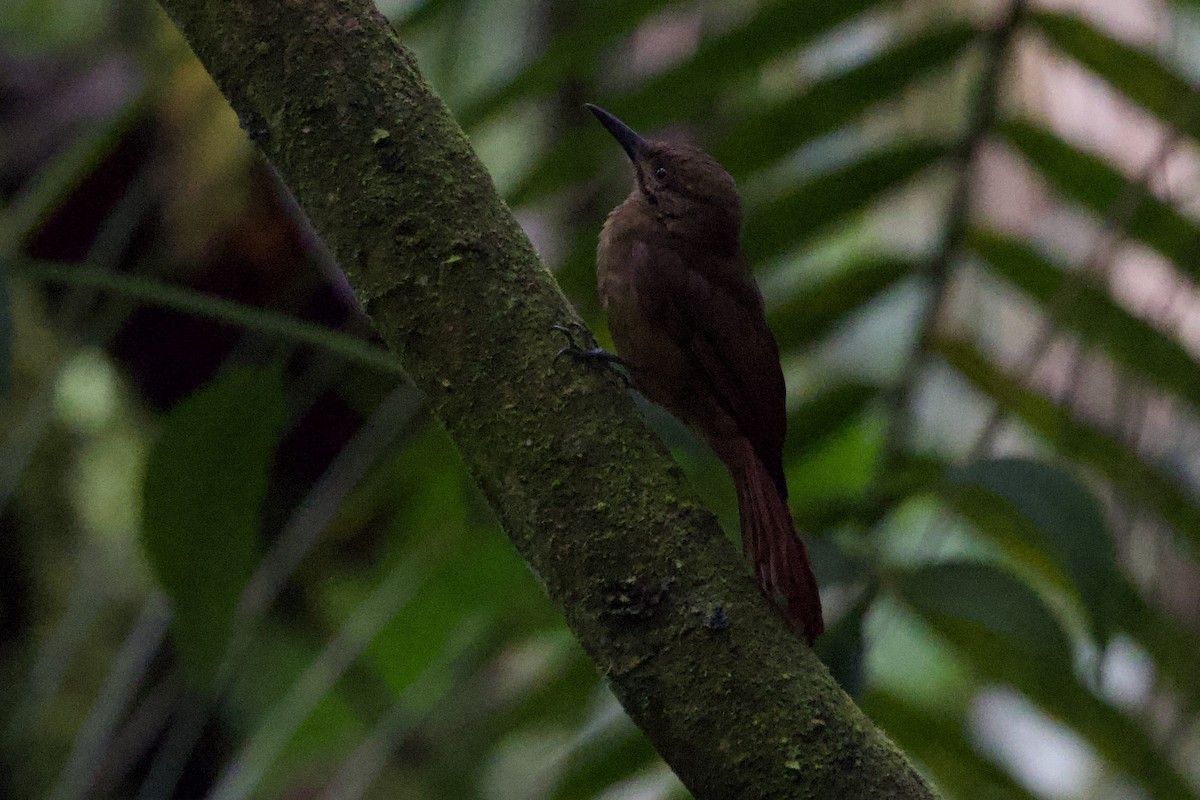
320 616 488 800
47 593 172 800
878 0 1027 473
3 544 108 744
206 549 432 800
89 672 184 797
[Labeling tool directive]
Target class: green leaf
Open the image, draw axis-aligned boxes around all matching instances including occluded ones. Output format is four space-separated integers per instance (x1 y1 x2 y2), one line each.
713 24 978 176
142 367 287 685
12 258 403 375
743 141 947 264
892 568 1196 799
0 258 9 394
456 0 679 129
225 622 364 766
345 426 557 694
861 690 1040 800
505 131 616 208
999 118 1200 282
770 256 914 352
969 229 1200 412
935 337 1200 549
1032 11 1200 141
899 562 1199 800
1112 580 1200 717
1029 679 1200 800
814 587 871 697
784 381 879 461
787 407 884 505
394 0 468 30
942 457 1120 649
504 0 889 204
892 561 1073 672
618 0 886 128
789 455 945 535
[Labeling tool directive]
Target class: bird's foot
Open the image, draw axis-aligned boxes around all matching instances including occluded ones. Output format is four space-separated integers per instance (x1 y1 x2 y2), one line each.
552 322 631 387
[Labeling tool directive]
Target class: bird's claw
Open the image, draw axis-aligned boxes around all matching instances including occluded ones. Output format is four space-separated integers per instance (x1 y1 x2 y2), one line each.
551 322 632 387
551 322 599 354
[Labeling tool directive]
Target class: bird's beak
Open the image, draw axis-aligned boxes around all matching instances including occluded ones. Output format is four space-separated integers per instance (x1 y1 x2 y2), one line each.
586 104 646 164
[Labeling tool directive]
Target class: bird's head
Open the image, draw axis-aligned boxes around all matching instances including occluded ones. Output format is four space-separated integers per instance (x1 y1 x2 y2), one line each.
587 104 740 227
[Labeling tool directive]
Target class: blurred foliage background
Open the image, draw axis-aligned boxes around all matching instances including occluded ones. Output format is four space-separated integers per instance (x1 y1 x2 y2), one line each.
2 0 1200 797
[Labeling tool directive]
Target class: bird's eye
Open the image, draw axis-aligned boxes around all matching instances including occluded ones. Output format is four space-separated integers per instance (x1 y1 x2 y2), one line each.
654 166 667 180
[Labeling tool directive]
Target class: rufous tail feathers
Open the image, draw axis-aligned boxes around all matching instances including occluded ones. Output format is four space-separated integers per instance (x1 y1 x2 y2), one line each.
731 443 824 644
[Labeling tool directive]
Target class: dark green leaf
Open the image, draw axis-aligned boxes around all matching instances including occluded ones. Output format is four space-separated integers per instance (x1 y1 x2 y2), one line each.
893 561 1072 671
935 337 1200 549
790 453 945 535
1112 580 1200 717
1033 11 1200 140
789 453 944 535
969 228 1200 412
862 690 1040 800
348 426 560 696
0 258 9 394
1000 118 1200 282
394 0 467 30
456 0 681 129
806 530 873 585
784 381 879 461
714 24 978 176
504 0 891 204
743 141 947 264
619 0 887 128
142 367 287 685
506 132 620 208
814 586 872 697
897 563 1198 799
943 457 1120 648
770 256 914 352
790 496 880 534
787 407 883 505
226 622 365 764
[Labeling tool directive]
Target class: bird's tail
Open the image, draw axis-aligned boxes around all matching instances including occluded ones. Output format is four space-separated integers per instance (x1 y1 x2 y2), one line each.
730 441 824 644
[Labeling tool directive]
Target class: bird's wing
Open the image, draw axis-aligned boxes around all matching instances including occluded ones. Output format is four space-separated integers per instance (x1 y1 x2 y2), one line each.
636 239 788 495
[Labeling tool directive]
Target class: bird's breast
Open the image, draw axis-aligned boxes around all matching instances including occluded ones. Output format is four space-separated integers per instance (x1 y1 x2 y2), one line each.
596 203 647 310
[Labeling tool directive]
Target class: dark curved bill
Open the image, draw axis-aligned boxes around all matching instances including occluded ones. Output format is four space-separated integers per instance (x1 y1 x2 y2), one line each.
585 104 646 163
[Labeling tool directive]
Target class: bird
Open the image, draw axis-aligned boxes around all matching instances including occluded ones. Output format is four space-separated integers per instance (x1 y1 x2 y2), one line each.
563 103 824 644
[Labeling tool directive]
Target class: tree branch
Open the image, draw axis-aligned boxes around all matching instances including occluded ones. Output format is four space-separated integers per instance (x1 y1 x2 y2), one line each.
153 1 937 797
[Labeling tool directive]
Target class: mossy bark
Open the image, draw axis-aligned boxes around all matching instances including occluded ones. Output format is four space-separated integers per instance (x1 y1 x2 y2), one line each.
153 1 939 797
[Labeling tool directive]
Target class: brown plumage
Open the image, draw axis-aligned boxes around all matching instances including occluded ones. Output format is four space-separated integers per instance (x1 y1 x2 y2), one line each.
585 104 824 644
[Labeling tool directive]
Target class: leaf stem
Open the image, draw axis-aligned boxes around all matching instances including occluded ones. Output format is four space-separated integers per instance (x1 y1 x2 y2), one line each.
9 259 405 376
